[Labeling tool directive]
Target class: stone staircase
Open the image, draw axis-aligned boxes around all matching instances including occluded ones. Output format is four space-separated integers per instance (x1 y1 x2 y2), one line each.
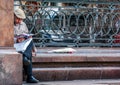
32 47 120 81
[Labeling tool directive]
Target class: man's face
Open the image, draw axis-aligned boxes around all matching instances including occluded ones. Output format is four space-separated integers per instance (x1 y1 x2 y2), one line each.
14 15 22 24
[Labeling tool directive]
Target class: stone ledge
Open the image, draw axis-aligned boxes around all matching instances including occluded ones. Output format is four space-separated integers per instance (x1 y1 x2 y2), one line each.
33 67 120 81
0 49 22 85
33 55 120 63
32 48 120 81
34 47 120 63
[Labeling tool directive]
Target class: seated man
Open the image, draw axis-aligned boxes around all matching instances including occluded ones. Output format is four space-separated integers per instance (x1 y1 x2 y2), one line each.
14 8 39 83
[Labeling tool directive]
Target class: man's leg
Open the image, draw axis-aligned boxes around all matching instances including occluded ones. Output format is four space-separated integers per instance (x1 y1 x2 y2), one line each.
23 56 39 83
23 41 39 83
23 57 32 76
23 41 33 59
21 41 33 66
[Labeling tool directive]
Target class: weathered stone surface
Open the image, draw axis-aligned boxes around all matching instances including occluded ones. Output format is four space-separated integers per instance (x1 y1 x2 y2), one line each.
33 67 120 81
0 0 14 47
32 48 120 81
0 49 22 85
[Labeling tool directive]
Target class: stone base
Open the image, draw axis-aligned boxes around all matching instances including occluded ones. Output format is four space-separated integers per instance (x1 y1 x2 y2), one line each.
32 48 120 81
0 48 22 85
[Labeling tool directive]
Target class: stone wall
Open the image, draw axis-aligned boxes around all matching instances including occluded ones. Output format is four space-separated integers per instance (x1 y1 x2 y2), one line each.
0 48 22 85
0 0 14 47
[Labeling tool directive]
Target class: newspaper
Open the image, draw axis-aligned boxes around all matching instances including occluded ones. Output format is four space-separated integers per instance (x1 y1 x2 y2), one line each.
14 38 32 52
15 33 34 38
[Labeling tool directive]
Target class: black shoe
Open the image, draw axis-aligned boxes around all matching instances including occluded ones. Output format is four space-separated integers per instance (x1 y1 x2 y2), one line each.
23 57 30 66
27 76 39 83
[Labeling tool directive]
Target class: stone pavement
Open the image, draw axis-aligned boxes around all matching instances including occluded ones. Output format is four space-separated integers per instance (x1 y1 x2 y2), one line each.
23 79 120 85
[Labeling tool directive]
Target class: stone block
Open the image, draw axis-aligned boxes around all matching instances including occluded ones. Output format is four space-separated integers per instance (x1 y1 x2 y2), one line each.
0 49 22 85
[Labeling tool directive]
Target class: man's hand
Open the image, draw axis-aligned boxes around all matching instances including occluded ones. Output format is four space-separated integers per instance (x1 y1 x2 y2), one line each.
17 37 25 43
32 52 36 57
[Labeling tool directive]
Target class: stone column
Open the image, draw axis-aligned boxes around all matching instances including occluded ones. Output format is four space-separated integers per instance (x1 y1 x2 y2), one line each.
0 1 23 85
0 0 14 47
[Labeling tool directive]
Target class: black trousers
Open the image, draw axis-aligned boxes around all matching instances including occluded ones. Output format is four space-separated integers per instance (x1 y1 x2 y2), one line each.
22 41 34 77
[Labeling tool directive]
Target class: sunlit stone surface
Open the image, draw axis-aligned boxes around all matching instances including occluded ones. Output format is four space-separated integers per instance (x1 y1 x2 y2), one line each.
0 48 22 85
0 0 14 47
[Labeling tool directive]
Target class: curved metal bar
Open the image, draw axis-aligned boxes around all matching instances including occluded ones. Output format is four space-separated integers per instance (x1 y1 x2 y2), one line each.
14 0 120 47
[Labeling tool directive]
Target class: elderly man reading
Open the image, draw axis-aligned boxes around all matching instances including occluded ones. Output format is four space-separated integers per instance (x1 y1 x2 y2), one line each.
14 8 39 83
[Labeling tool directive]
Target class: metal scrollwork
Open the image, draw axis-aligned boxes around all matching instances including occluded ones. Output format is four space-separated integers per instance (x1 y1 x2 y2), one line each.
14 0 120 47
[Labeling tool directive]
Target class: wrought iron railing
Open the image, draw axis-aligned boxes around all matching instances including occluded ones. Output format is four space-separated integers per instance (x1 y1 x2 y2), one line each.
14 0 120 47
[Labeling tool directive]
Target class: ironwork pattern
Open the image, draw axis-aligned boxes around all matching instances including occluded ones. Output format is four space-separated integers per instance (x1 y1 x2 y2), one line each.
14 0 120 47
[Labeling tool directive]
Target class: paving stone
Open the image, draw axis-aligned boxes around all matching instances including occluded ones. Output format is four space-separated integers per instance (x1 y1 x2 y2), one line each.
22 79 120 85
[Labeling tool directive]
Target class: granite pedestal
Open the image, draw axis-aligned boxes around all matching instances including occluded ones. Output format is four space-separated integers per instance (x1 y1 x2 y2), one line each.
0 48 22 85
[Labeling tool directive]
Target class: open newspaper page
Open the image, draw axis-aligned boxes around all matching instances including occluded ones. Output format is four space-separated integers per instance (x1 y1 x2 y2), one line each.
14 38 32 52
15 33 34 39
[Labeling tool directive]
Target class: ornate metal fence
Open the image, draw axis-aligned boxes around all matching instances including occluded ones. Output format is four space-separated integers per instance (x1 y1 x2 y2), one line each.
14 0 120 47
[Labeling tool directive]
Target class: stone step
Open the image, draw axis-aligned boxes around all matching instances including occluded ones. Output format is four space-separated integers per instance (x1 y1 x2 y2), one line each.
33 67 120 81
32 48 120 81
23 79 120 85
32 53 120 68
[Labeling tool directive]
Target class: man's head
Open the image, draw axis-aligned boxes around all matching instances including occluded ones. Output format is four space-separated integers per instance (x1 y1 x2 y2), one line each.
14 8 26 24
